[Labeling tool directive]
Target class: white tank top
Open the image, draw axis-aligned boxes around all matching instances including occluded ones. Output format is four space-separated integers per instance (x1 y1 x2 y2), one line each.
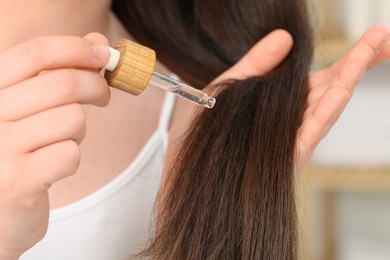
20 92 176 260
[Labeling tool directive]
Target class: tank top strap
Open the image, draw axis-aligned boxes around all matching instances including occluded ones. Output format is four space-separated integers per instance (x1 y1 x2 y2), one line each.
157 91 176 138
157 73 178 149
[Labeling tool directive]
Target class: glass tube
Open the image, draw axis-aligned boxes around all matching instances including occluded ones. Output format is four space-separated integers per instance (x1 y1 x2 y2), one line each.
149 72 216 108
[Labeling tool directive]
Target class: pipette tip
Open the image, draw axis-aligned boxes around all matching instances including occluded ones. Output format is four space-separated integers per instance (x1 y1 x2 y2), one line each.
202 96 216 108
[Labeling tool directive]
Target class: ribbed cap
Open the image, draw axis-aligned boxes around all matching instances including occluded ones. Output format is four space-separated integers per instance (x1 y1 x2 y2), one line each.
104 39 156 95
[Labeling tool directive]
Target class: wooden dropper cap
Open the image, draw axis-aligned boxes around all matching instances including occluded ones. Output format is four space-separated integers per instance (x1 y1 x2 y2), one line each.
104 39 156 95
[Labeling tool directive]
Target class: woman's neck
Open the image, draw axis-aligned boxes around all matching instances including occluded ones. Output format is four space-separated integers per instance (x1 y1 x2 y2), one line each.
0 0 112 51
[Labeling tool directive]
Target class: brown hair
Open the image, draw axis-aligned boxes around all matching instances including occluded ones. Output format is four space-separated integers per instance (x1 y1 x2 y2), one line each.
112 0 313 259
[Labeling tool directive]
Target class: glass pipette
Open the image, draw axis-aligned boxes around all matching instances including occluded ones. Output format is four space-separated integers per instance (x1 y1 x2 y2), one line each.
104 40 216 109
149 72 216 108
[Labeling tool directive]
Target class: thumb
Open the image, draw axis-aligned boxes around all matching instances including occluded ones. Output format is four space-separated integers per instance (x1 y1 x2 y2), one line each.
83 32 109 46
213 29 293 83
83 32 110 73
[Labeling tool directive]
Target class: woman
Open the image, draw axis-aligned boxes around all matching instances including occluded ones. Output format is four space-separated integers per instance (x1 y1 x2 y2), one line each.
0 0 389 259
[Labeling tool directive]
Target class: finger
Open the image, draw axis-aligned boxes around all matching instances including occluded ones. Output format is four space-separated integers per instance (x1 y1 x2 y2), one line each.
306 67 334 106
297 88 346 167
83 32 110 73
296 87 349 168
0 34 110 89
368 39 390 69
298 27 390 157
335 27 389 90
308 27 389 90
6 103 86 153
0 69 110 121
84 32 110 46
312 27 389 118
25 140 81 188
214 29 294 82
306 27 389 106
303 42 375 136
296 121 324 169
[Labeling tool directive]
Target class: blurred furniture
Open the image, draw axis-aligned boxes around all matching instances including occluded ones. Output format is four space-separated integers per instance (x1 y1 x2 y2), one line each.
298 166 390 260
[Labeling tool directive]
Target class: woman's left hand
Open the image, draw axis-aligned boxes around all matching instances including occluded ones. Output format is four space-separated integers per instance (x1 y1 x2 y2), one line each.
170 27 390 171
214 26 390 170
296 26 390 169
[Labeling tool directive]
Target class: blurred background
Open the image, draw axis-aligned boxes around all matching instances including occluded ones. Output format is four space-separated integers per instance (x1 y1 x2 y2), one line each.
299 0 390 259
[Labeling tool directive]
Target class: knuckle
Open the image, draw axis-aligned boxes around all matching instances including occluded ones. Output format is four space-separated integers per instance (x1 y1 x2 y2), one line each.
94 75 111 106
52 70 78 98
64 38 88 61
348 45 374 64
58 103 86 144
19 37 48 67
41 140 81 183
0 158 21 181
0 123 17 154
65 103 85 125
247 53 263 70
65 104 86 140
0 159 27 202
334 86 351 101
61 140 81 173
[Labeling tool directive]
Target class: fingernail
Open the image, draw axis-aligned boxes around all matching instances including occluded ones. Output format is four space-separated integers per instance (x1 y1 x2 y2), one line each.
92 43 110 61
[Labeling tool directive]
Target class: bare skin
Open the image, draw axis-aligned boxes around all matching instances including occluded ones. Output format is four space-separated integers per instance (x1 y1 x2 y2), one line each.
0 0 389 259
0 1 165 257
1 1 166 209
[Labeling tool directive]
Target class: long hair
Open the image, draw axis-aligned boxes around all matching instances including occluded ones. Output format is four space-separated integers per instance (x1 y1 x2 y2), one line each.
112 0 313 259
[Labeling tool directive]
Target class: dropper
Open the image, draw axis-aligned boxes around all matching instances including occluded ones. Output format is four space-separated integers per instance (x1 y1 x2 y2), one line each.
104 39 216 108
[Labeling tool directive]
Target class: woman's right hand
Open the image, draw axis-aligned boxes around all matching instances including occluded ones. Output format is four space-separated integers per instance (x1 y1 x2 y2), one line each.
0 33 110 259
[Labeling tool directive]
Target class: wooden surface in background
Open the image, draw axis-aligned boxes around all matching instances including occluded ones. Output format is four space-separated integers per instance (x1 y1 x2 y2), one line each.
298 165 390 260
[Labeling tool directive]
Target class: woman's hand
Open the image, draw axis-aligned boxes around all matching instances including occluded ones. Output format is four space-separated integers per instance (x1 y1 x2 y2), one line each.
0 33 110 259
296 26 390 169
208 27 390 171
